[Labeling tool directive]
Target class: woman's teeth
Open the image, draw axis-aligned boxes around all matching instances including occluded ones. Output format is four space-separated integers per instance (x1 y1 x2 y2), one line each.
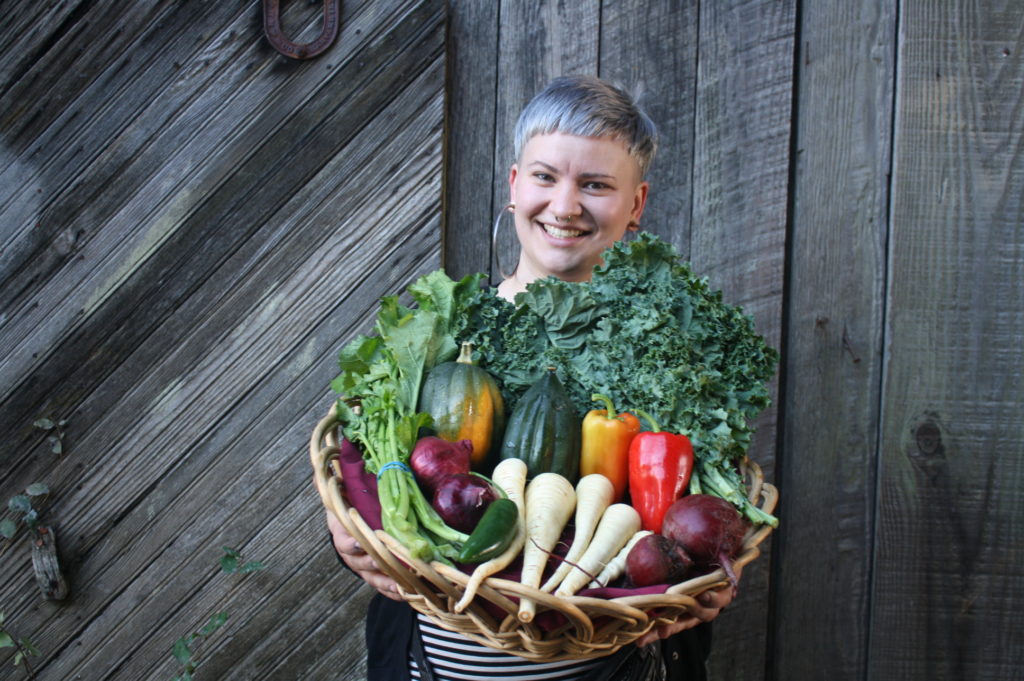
542 224 585 238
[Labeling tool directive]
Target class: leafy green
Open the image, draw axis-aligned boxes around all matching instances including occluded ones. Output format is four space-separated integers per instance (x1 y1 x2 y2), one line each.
456 233 778 526
332 270 487 561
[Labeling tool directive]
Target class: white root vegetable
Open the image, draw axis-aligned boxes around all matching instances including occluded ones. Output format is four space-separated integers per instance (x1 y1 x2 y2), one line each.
453 458 528 612
518 472 576 622
588 530 652 588
554 503 641 597
540 474 615 593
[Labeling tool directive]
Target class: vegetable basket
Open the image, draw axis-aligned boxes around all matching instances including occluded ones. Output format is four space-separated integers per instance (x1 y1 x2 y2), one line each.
310 402 778 662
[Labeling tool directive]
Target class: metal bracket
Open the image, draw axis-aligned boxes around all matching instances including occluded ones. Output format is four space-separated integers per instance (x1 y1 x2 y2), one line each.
263 0 341 60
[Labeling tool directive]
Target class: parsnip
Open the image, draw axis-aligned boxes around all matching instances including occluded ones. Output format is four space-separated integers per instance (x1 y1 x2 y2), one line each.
554 503 641 597
588 529 652 588
540 474 615 593
518 472 576 622
453 458 528 612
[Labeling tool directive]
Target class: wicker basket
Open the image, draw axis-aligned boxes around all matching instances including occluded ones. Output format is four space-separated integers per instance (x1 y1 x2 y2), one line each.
310 403 778 662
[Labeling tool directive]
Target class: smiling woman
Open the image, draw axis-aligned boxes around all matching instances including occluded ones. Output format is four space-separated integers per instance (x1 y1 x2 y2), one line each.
327 75 734 681
502 132 650 296
497 76 657 300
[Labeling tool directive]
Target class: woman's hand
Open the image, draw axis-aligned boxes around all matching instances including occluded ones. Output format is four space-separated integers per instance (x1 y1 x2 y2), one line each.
634 563 742 647
326 510 403 601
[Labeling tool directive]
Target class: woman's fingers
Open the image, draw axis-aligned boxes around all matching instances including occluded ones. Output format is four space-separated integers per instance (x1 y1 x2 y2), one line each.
325 511 403 600
635 563 746 647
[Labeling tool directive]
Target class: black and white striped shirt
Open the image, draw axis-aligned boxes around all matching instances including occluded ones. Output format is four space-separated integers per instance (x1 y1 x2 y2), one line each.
409 613 604 680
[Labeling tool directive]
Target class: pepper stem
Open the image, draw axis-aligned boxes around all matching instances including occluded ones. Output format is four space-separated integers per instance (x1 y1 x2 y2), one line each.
633 408 662 432
591 393 624 421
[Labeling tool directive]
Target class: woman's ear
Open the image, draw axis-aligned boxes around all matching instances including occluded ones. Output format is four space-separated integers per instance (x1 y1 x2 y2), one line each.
508 164 519 205
632 181 650 223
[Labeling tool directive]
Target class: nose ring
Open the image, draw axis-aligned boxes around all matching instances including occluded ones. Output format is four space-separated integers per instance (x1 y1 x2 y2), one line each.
556 214 574 223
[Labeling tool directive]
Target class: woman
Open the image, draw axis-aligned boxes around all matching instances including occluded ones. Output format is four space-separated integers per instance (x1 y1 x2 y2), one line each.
327 75 737 681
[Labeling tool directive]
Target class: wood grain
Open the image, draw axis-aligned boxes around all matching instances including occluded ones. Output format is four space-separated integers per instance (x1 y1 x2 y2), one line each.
442 0 500 280
687 2 795 679
771 1 896 679
3 1 1022 679
0 1 445 679
598 0 699 256
870 2 1024 678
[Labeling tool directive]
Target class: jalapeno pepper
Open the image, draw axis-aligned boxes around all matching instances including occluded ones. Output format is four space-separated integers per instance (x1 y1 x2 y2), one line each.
580 393 641 502
457 497 519 563
628 409 694 532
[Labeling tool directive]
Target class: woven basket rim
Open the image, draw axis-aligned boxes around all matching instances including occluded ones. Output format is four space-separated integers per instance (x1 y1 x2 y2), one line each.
311 402 779 661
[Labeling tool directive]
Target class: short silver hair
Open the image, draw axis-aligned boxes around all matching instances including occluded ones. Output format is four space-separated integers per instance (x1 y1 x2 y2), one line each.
513 75 658 178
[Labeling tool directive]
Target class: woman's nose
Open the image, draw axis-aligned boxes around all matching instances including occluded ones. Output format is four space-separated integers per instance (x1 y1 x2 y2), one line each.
549 183 582 218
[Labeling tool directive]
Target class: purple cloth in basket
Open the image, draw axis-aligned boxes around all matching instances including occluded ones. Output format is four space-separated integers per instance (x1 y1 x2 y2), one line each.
338 438 383 531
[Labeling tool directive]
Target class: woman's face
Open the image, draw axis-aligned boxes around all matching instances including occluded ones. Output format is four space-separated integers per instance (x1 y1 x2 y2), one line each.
508 132 648 284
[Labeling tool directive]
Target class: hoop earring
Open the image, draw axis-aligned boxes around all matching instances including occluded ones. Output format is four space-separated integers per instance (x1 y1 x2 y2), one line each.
491 202 516 280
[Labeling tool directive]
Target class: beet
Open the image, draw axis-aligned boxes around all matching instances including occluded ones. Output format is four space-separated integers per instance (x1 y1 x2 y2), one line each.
432 473 499 533
409 436 473 493
661 494 749 590
625 533 694 587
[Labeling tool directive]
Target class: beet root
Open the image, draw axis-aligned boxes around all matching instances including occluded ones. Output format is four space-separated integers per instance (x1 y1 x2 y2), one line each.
625 533 694 587
661 494 749 592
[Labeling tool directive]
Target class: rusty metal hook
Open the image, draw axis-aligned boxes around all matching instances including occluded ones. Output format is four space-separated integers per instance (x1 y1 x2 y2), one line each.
263 0 341 60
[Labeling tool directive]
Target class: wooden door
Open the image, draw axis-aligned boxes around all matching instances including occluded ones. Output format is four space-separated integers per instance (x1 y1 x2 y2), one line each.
1 1 444 679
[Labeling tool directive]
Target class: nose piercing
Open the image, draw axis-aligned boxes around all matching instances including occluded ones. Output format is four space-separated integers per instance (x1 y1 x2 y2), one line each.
556 214 574 223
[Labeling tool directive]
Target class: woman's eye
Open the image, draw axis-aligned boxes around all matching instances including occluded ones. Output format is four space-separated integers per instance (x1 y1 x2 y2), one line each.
584 181 610 191
533 172 554 182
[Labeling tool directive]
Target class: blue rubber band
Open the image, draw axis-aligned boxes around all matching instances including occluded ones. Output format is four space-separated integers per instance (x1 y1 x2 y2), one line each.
377 461 412 479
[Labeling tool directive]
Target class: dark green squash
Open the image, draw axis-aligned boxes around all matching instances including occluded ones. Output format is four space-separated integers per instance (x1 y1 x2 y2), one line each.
500 368 580 482
418 342 505 469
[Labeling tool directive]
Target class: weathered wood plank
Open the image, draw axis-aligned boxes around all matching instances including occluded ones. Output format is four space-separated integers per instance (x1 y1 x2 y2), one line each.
687 2 794 679
13 71 444 681
488 0 602 280
870 3 1024 678
598 0 699 257
0 0 380 407
442 0 499 280
771 1 897 679
0 0 446 678
0 0 443 470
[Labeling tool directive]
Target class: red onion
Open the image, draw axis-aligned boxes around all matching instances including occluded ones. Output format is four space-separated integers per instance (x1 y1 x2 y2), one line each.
432 474 499 533
409 436 472 493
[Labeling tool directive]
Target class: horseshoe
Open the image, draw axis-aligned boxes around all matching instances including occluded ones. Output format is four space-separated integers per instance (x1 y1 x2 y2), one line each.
263 0 341 60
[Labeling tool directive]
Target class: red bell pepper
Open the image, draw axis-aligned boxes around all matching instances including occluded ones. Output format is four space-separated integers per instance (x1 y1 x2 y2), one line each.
627 409 694 532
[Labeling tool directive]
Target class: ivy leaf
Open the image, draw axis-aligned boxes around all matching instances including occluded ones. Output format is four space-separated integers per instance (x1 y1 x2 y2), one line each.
33 418 54 430
8 495 31 514
219 547 240 573
26 483 49 497
0 519 16 540
0 631 13 648
172 637 192 665
239 560 265 574
48 435 63 455
199 612 228 636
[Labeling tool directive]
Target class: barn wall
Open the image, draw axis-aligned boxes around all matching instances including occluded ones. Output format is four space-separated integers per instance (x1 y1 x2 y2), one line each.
1 1 446 679
1 1 1021 680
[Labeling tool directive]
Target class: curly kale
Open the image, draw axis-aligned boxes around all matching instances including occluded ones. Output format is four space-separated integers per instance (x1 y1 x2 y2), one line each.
455 233 778 526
